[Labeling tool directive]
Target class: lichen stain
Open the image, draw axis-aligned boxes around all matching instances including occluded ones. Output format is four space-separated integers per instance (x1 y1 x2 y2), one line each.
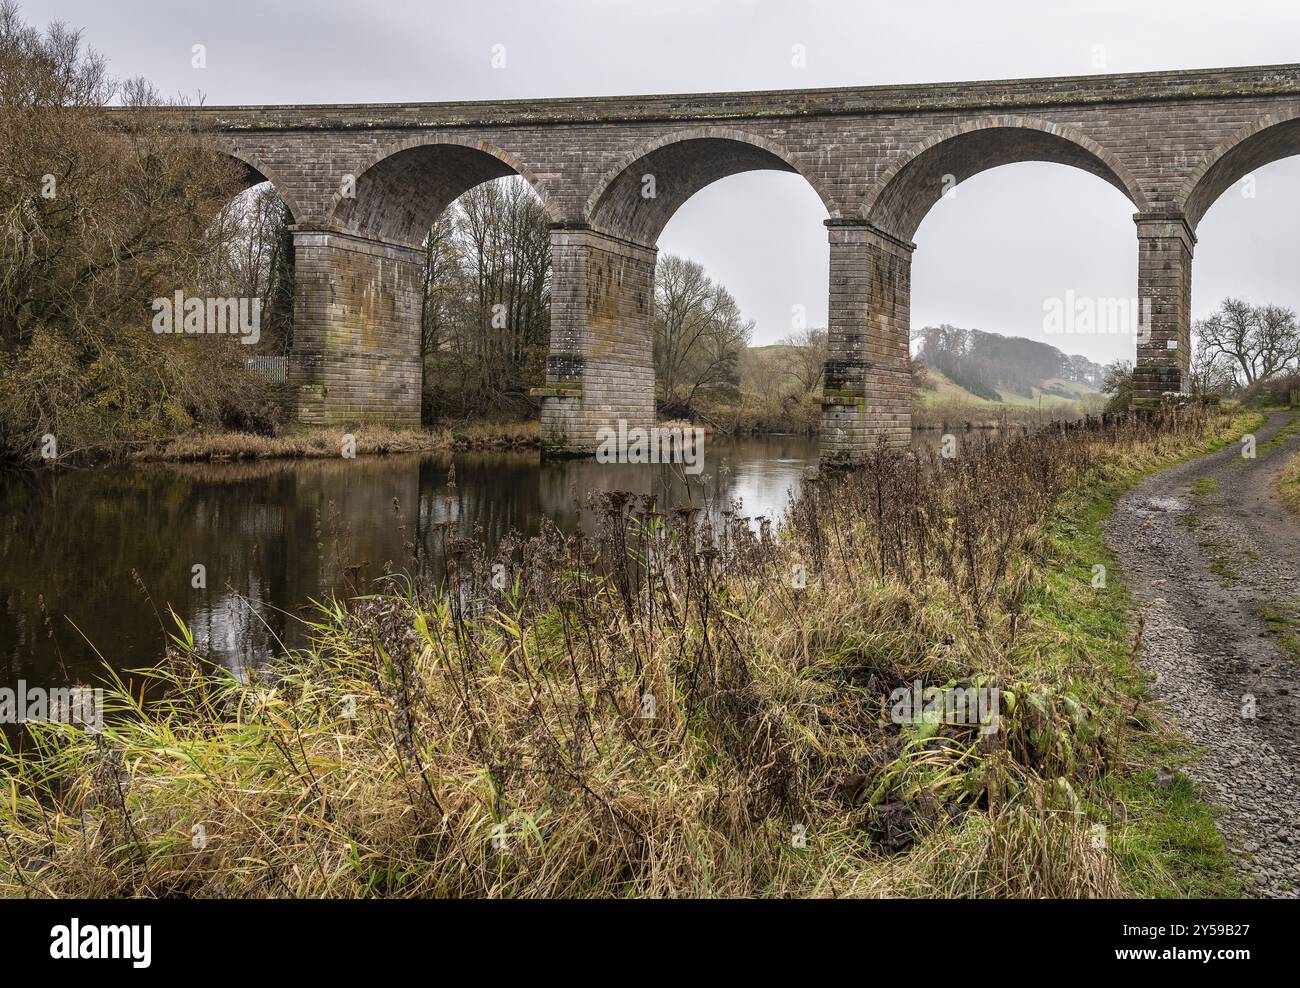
357 259 385 353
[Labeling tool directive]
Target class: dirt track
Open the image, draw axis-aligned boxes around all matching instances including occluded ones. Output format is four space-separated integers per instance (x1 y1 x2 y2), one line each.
1106 410 1300 897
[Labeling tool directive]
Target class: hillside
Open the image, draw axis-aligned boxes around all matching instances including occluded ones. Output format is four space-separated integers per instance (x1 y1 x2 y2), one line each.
918 367 1102 411
746 341 1102 411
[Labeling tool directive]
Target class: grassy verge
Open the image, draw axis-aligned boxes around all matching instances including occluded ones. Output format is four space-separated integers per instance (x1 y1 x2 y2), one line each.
1257 409 1300 455
1257 599 1300 665
1032 407 1263 897
448 420 541 448
1281 452 1300 514
129 422 549 463
0 408 1259 898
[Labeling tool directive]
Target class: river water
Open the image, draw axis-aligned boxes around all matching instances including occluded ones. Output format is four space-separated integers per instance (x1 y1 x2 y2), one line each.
0 436 827 695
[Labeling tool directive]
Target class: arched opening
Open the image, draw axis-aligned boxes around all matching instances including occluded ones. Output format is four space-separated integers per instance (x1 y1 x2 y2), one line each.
832 122 1144 459
1183 116 1300 230
587 132 836 245
865 122 1147 241
418 175 553 422
548 132 831 457
908 164 1136 425
653 171 830 428
330 139 557 247
293 140 555 427
219 149 303 227
1183 117 1300 400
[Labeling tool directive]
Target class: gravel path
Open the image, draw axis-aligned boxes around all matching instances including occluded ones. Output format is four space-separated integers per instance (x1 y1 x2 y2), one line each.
1106 410 1300 897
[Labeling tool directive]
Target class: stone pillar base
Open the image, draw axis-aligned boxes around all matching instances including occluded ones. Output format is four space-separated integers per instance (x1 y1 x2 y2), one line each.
1133 211 1194 404
539 225 657 456
290 228 423 427
819 221 914 466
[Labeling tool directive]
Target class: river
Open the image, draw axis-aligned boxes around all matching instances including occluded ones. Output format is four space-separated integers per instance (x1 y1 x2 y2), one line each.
0 435 828 696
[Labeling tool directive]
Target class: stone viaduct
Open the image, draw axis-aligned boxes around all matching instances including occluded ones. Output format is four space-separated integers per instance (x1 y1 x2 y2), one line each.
186 64 1300 463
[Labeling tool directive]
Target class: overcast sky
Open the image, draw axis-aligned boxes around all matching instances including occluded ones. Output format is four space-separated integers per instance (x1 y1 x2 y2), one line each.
28 0 1300 362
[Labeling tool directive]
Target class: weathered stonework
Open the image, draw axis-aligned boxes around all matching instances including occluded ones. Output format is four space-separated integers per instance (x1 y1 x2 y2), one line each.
540 227 657 454
1134 213 1196 402
821 221 913 465
147 63 1300 459
291 230 422 426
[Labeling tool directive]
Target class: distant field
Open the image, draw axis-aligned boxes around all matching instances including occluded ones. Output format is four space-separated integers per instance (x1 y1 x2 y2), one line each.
917 369 1100 409
742 346 1104 427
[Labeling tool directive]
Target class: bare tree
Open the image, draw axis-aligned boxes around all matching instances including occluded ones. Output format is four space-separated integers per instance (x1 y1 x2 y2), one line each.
779 327 827 394
1189 334 1238 396
0 0 265 458
653 254 752 413
214 183 294 351
419 211 460 360
1254 303 1300 380
1195 297 1300 386
418 176 551 419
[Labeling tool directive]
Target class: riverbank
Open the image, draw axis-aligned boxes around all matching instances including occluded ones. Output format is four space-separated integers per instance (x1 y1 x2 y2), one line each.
84 404 1115 466
129 421 542 463
0 408 1254 898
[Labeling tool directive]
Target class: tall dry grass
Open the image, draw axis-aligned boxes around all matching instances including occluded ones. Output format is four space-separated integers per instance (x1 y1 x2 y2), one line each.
0 406 1232 898
131 425 454 462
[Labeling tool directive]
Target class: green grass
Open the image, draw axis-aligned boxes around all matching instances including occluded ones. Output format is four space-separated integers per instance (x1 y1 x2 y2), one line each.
912 369 1103 430
1280 453 1300 515
1110 770 1245 898
916 368 1100 409
1210 556 1242 586
1258 409 1300 455
1180 471 1258 588
1257 598 1300 664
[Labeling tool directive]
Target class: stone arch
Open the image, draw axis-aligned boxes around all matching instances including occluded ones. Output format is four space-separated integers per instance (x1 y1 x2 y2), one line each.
1179 111 1300 229
585 127 840 245
218 145 304 222
327 136 560 247
862 116 1149 240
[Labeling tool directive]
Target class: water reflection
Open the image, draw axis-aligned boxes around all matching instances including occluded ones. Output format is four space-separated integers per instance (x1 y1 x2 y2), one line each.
0 436 820 692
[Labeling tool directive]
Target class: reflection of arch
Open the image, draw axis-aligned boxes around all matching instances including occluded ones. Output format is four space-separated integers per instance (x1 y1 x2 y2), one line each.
220 146 303 222
327 136 559 247
862 116 1149 240
585 127 839 244
1180 112 1300 229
